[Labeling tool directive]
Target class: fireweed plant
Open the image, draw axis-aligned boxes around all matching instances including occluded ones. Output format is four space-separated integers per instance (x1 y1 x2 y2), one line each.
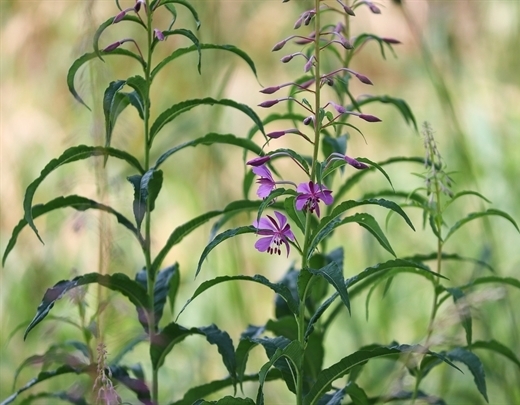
2 0 520 404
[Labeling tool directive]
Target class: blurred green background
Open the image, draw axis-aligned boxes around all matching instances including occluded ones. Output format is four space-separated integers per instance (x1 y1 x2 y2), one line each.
1 0 519 404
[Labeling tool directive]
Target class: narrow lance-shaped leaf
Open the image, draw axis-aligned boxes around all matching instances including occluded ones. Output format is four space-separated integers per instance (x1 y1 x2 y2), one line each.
3 195 143 265
159 0 201 29
309 261 350 315
445 288 472 346
403 252 495 273
125 75 149 119
22 145 144 243
446 348 488 402
304 344 460 405
445 209 520 242
24 273 148 340
151 44 258 81
18 391 88 405
68 50 144 109
93 15 146 60
196 226 257 277
178 275 299 319
110 365 152 405
152 29 201 72
127 169 163 231
469 340 520 369
0 365 86 405
149 99 265 144
103 80 129 152
135 264 177 332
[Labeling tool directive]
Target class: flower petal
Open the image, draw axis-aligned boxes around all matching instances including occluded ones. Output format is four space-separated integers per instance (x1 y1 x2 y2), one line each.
255 217 277 231
296 182 311 194
252 165 273 180
295 195 308 211
255 237 273 252
274 211 288 229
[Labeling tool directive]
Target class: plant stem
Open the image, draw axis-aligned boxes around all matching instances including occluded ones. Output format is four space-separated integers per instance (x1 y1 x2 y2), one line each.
143 1 158 403
297 2 322 404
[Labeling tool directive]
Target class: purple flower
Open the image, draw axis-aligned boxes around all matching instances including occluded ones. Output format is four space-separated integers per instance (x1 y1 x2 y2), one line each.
247 156 271 166
253 211 295 256
154 29 165 41
252 165 276 198
296 181 333 217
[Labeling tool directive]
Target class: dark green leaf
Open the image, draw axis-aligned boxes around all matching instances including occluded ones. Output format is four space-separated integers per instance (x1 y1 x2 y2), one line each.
127 169 163 230
154 133 263 169
198 397 255 405
196 226 257 277
153 29 200 72
68 50 144 109
93 15 146 60
168 265 181 316
304 344 460 405
159 0 201 29
236 325 264 387
152 44 258 80
309 261 350 315
3 195 142 265
447 348 488 402
103 80 129 151
110 365 152 404
445 209 520 242
403 252 495 273
125 75 149 119
18 391 88 405
469 340 520 368
445 288 472 346
24 273 148 340
21 145 144 242
150 99 264 144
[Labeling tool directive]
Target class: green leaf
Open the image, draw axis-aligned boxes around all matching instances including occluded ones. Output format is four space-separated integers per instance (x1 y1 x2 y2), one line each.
309 261 350 315
446 348 488 402
168 265 181 316
197 397 255 405
256 188 296 225
469 339 520 368
150 99 265 144
179 274 299 318
93 15 146 60
3 195 142 265
403 252 495 273
18 391 87 405
21 145 144 243
151 322 236 383
135 264 177 332
159 0 201 29
103 80 129 151
443 190 491 211
24 273 148 340
68 50 145 109
168 371 281 405
154 29 201 72
127 169 163 231
110 365 151 404
446 288 472 345
445 209 520 242
152 44 258 80
333 157 425 203
312 199 413 257
304 344 460 405
355 157 394 190
236 325 265 387
1 366 84 405
155 133 263 169
152 200 265 273
284 197 306 233
125 75 149 119
196 226 257 277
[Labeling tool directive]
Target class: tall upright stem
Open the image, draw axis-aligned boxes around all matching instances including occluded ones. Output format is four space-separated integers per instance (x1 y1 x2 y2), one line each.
143 1 158 403
297 2 322 404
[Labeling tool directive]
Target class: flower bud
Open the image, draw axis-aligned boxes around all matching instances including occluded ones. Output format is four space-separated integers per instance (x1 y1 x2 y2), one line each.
345 156 369 169
258 99 280 108
299 78 315 89
382 37 401 44
294 15 304 29
304 57 314 72
359 114 382 122
303 116 313 125
267 131 286 139
103 41 123 52
343 5 356 16
154 29 165 41
354 72 373 85
272 39 288 52
260 86 281 95
113 10 127 24
247 156 271 166
367 2 381 14
281 54 294 63
329 101 347 114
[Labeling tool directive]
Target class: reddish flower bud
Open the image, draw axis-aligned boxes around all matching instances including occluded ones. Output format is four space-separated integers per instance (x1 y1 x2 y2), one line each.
299 78 315 89
359 114 382 122
343 5 356 16
382 37 401 44
258 99 280 108
294 15 304 29
134 0 145 12
303 116 313 125
266 131 286 139
329 101 347 114
354 73 373 85
260 86 281 95
272 39 288 52
113 10 127 24
103 41 123 52
154 29 165 41
247 156 271 166
339 36 353 49
281 54 294 63
304 57 314 72
367 2 381 14
345 156 369 169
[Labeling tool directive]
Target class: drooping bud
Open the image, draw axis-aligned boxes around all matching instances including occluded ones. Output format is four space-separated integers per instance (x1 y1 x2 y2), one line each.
303 116 313 126
329 101 347 114
258 99 280 108
382 37 401 44
294 15 304 29
247 156 271 166
333 22 345 34
272 39 288 52
154 29 165 41
134 0 145 12
345 156 369 169
260 86 281 95
267 131 286 139
103 40 123 52
359 114 382 122
367 1 381 14
299 78 315 90
343 5 356 16
113 10 127 24
353 72 373 85
281 54 294 63
339 35 353 49
304 57 314 72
